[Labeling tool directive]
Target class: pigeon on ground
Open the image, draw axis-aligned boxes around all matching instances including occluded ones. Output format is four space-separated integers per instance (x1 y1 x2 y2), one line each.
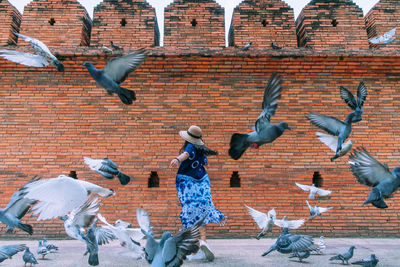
21 175 115 221
0 33 64 71
271 42 282 50
229 73 290 160
340 82 367 123
82 48 147 105
349 147 400 209
84 157 131 185
245 205 276 239
101 45 113 53
137 208 205 267
274 216 305 230
262 228 318 257
42 238 58 252
36 240 49 259
0 244 26 263
295 182 332 199
289 251 311 262
306 200 332 220
330 246 356 265
352 254 379 267
241 42 253 51
84 218 100 266
369 27 396 45
22 247 38 267
110 41 123 50
315 236 326 254
316 132 353 161
306 112 356 161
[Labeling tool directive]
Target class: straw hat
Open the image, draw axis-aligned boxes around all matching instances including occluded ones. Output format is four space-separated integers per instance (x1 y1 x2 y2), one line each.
179 125 204 146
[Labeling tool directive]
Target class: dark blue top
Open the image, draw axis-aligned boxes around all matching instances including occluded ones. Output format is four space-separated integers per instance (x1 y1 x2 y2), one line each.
177 143 208 179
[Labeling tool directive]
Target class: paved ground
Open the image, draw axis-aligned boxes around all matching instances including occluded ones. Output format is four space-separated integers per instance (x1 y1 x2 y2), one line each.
0 238 398 266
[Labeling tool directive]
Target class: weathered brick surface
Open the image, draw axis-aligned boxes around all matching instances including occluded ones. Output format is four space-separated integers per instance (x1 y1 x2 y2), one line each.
229 0 297 49
296 0 369 50
19 0 92 47
164 0 225 49
0 47 400 238
0 0 21 46
91 0 159 49
365 0 400 50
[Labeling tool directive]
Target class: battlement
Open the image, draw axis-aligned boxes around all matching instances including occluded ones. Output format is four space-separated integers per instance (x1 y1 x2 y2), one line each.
0 0 21 46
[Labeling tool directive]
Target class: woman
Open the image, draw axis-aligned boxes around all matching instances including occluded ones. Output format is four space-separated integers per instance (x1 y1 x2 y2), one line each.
169 125 225 261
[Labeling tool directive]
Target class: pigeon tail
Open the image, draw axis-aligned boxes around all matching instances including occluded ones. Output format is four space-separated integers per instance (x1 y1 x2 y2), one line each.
88 252 99 266
363 187 388 208
53 60 64 72
330 154 340 162
329 255 341 261
256 231 265 240
229 133 250 160
117 87 136 105
18 223 33 235
116 172 131 185
261 245 276 257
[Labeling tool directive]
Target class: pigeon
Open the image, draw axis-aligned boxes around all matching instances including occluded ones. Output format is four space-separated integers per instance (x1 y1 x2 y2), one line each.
229 73 290 160
330 246 356 265
110 41 123 50
352 254 379 267
262 228 318 257
22 247 38 267
306 200 332 220
289 251 311 262
316 132 353 162
101 45 113 53
42 238 58 252
97 213 145 259
82 48 147 105
137 208 205 267
0 33 64 71
340 82 367 123
115 219 133 228
369 27 396 45
245 205 276 239
295 182 332 199
84 157 131 185
306 112 356 161
36 240 49 259
349 147 400 209
241 42 253 51
21 174 115 221
271 42 282 50
315 236 326 254
0 244 26 263
84 218 100 266
274 216 305 230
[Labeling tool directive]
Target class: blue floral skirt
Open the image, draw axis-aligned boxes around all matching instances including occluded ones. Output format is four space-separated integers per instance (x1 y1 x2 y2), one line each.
176 173 226 229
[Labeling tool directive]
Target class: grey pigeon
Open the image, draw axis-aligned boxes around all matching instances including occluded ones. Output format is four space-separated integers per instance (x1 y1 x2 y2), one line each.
137 208 204 267
349 147 400 209
36 240 49 259
306 111 356 160
295 182 331 199
289 251 311 262
0 33 64 71
84 218 99 266
241 42 253 51
42 238 58 252
245 205 276 239
352 254 379 267
306 200 332 220
101 45 113 53
316 132 353 162
340 82 367 123
262 228 318 257
369 27 396 45
82 48 147 105
110 41 123 50
84 157 131 185
229 73 290 160
330 246 356 265
22 247 38 266
271 42 282 50
0 244 26 263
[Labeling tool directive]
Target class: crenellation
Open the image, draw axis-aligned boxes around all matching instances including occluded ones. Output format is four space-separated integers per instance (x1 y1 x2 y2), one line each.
0 0 21 46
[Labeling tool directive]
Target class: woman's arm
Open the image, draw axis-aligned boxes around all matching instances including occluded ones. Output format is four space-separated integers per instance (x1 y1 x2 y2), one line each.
169 151 189 168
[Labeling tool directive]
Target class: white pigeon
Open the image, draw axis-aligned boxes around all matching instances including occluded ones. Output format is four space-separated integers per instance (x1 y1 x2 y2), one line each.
295 182 332 199
318 236 326 254
273 216 305 230
36 240 50 259
115 219 132 228
0 33 64 71
306 200 333 220
369 27 397 45
245 205 276 239
101 45 113 53
316 132 353 162
22 175 115 221
97 213 145 259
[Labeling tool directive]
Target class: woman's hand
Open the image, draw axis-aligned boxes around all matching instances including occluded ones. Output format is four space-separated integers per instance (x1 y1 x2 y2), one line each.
169 158 180 168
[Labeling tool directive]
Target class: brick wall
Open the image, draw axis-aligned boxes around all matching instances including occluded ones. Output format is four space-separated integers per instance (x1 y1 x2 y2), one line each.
0 0 21 46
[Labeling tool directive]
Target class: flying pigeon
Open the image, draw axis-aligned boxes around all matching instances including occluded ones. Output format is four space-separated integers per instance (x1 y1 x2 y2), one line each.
21 174 115 221
295 182 331 199
110 41 123 50
245 205 276 239
84 157 131 185
274 216 305 230
330 246 356 265
0 244 26 263
349 147 400 209
271 42 282 50
340 82 367 123
229 73 290 160
101 45 113 53
289 251 311 262
84 218 100 266
262 228 318 257
137 208 205 267
22 247 38 267
306 200 332 220
242 42 253 51
42 238 58 252
0 33 64 71
369 27 396 45
352 254 379 267
115 219 133 228
316 132 353 162
82 48 147 105
306 112 355 161
36 240 50 259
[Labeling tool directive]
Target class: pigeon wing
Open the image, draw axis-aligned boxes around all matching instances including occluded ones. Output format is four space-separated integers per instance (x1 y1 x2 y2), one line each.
369 35 384 44
316 132 338 152
340 86 357 110
267 208 276 220
14 33 52 55
95 226 117 245
295 182 312 192
136 208 152 235
356 82 367 107
315 187 332 196
126 228 145 241
318 207 333 213
245 205 268 230
0 50 49 67
102 48 147 84
384 27 397 39
0 244 26 258
288 235 316 252
306 113 345 136
70 196 100 228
